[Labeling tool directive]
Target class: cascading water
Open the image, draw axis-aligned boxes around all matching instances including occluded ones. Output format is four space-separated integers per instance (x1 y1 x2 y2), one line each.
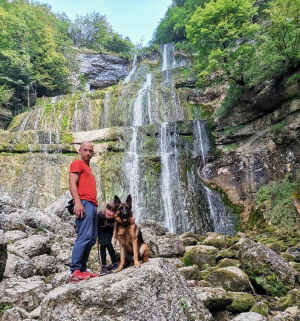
132 73 153 126
123 54 137 84
159 122 188 234
100 92 110 128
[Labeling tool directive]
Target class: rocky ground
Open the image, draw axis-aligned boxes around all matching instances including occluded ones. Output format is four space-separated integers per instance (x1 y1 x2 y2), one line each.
1 188 300 320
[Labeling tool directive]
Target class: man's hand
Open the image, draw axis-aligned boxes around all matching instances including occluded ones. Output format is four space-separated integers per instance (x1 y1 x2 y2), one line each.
73 202 86 219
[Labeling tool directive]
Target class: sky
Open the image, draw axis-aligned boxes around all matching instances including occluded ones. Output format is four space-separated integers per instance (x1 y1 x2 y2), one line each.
43 0 172 45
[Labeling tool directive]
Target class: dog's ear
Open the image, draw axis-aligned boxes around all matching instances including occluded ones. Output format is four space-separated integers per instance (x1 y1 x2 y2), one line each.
126 194 132 207
114 195 121 206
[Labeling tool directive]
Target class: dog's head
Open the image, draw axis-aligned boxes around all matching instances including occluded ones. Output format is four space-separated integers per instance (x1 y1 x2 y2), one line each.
114 194 132 224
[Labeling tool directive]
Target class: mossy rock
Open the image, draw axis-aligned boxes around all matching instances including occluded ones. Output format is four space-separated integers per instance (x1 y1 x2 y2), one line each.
226 292 255 313
216 250 236 261
205 267 250 292
216 258 241 269
181 245 218 269
178 264 202 281
198 280 212 287
179 232 200 246
280 253 296 262
202 233 228 250
266 242 283 254
250 301 269 317
282 289 300 310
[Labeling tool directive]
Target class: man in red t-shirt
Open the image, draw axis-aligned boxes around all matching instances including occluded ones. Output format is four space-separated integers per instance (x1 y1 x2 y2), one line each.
69 142 99 282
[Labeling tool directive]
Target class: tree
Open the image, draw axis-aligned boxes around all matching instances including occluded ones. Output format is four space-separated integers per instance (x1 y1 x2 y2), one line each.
186 0 260 87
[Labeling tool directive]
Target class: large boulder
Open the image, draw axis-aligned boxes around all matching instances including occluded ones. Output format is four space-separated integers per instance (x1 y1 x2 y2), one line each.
0 229 7 280
40 258 213 321
230 238 298 296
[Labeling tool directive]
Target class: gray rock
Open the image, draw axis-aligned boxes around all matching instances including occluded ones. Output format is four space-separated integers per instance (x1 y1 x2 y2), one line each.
31 254 57 276
79 54 129 90
0 276 51 312
1 306 33 321
232 312 267 321
179 232 200 246
40 258 213 321
9 235 51 258
270 307 300 321
14 259 35 278
0 229 7 281
5 230 28 242
192 286 232 311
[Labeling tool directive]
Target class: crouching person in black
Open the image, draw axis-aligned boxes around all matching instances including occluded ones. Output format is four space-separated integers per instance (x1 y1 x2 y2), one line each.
98 201 119 275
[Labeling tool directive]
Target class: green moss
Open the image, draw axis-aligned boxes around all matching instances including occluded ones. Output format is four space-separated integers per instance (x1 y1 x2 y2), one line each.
61 114 68 131
271 120 287 136
250 302 269 317
227 293 255 313
60 133 73 144
43 104 53 117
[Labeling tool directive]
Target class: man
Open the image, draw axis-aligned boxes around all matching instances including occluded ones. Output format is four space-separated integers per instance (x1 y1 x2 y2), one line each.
69 141 99 283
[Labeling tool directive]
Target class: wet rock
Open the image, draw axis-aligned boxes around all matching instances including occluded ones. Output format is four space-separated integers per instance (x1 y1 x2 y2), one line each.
40 258 213 321
0 229 7 281
205 266 250 292
230 238 298 296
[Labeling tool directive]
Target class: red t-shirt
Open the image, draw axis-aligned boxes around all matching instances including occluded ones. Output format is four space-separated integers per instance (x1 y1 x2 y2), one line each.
70 160 98 206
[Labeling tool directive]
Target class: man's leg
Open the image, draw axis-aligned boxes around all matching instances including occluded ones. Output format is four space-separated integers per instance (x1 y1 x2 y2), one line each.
70 200 97 272
80 200 98 272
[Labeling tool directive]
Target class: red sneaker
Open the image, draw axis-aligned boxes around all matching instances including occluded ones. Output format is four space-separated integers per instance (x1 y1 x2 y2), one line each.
81 270 98 278
69 269 90 283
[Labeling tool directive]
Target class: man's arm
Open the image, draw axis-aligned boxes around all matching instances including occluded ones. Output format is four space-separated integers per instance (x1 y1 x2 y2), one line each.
69 172 85 219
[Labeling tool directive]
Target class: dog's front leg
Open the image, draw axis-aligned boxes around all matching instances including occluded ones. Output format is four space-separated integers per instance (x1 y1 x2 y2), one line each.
133 239 141 268
114 243 125 272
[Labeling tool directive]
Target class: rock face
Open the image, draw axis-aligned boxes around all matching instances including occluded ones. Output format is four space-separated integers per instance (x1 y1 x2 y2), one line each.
79 53 129 90
40 258 213 321
0 229 7 281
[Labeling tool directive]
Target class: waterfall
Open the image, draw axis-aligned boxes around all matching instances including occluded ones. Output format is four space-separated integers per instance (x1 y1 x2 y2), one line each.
124 127 144 222
18 110 33 131
72 101 79 132
204 186 235 236
123 54 137 84
132 74 152 126
193 120 211 164
159 122 187 234
100 91 110 128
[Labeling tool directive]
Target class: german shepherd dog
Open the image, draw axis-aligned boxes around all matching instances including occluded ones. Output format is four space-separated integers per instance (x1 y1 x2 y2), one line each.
113 194 149 271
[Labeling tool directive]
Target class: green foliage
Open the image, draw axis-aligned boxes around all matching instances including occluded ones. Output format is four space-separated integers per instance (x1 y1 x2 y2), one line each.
0 305 11 317
68 11 133 54
35 226 43 233
270 121 287 135
256 177 300 233
216 84 244 118
180 297 195 321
